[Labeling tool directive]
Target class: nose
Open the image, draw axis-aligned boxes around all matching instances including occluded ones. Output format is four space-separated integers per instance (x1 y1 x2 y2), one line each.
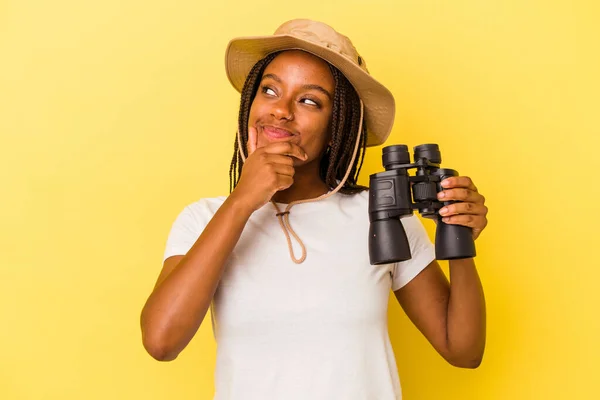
271 98 294 121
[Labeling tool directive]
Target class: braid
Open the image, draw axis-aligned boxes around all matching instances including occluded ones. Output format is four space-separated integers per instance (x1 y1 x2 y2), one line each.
229 52 280 193
320 64 368 194
229 52 369 195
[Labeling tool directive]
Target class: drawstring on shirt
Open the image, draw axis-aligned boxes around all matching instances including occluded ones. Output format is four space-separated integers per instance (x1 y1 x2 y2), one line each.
237 100 365 264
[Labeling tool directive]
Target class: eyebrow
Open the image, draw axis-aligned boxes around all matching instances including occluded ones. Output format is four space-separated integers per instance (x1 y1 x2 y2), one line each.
261 73 333 100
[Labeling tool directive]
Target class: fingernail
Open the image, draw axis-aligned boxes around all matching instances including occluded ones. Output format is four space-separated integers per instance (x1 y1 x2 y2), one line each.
439 207 448 215
438 191 445 199
441 180 450 187
442 217 450 223
303 153 308 160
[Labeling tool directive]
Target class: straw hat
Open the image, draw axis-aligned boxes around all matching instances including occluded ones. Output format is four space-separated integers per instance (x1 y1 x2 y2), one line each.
224 19 395 147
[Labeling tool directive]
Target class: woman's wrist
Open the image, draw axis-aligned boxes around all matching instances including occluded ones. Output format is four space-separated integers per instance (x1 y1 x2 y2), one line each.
225 191 256 219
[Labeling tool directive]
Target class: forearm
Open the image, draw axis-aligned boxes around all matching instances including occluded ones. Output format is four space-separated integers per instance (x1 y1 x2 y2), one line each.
446 257 486 367
141 194 252 360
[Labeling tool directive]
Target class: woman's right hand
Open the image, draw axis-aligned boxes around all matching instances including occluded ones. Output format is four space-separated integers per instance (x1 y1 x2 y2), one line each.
230 126 308 214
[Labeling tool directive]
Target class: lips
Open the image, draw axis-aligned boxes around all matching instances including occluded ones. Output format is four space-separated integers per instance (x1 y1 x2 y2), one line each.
262 125 296 140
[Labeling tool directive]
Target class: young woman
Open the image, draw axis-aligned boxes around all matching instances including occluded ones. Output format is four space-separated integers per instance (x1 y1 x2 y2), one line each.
141 19 488 400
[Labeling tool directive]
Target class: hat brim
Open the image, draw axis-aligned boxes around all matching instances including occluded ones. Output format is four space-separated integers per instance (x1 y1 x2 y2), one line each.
225 34 395 147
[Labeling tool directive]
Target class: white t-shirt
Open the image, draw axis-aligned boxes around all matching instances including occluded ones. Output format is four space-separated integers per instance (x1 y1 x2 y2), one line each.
163 190 436 400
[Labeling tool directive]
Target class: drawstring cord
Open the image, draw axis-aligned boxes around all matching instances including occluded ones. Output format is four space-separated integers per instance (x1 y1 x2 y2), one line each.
237 100 365 264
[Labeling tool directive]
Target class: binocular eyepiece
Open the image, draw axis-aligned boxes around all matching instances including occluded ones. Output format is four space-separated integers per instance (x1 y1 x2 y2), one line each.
368 144 476 265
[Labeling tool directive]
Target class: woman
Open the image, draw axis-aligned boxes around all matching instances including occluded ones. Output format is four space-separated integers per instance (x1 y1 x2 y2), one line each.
141 19 488 400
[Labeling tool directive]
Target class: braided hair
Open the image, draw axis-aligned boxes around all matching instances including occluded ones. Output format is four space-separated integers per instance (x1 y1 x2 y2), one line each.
229 51 368 195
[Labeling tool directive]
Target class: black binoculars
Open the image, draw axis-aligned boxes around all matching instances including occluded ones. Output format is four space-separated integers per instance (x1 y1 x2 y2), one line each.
368 144 476 265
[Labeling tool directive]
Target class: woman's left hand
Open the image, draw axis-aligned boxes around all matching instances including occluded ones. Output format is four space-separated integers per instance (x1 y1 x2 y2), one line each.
437 176 488 240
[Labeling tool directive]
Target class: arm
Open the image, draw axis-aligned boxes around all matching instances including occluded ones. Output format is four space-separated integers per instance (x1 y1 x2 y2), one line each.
140 196 254 361
394 259 486 368
394 175 488 368
140 129 306 361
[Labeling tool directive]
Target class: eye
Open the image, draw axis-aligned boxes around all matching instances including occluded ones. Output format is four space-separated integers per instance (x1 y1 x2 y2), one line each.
261 86 277 96
301 98 320 107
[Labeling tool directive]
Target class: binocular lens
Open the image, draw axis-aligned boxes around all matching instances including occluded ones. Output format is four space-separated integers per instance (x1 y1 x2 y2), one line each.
382 145 411 170
414 144 441 164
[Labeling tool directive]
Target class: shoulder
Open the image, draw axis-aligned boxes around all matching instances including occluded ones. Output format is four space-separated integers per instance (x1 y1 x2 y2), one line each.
174 196 227 225
162 196 227 262
185 196 227 213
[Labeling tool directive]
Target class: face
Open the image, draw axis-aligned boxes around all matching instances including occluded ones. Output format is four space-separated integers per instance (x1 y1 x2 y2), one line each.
248 50 335 164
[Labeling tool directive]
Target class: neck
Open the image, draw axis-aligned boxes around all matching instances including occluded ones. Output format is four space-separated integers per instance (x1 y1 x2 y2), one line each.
271 160 330 204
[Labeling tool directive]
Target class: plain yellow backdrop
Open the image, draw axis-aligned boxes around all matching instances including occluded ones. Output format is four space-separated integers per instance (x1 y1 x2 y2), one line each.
1 1 599 399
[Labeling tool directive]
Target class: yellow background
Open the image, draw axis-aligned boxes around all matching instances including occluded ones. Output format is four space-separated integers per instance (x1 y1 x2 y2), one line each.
1 1 598 399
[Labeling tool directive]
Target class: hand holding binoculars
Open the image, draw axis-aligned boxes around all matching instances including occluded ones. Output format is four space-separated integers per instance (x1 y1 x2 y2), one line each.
368 144 476 265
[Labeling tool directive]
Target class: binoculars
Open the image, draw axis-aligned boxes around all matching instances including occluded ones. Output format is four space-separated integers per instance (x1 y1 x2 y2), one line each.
368 144 476 265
